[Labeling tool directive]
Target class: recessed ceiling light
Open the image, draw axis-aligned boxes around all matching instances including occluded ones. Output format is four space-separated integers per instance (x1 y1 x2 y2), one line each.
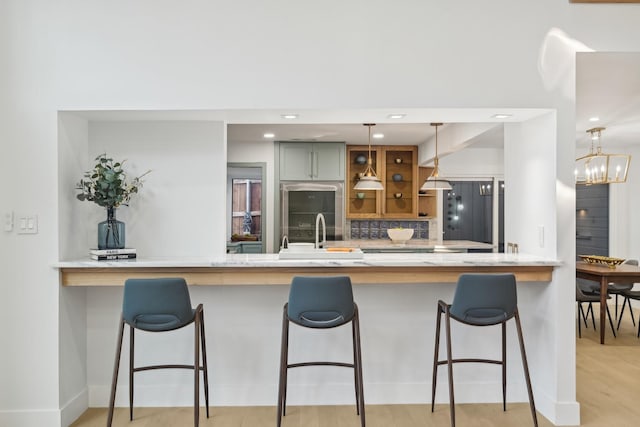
589 117 600 122
388 114 406 119
492 114 512 119
263 133 275 138
372 133 384 139
281 114 298 119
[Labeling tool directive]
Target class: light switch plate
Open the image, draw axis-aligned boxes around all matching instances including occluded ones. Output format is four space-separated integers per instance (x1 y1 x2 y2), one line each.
17 214 38 234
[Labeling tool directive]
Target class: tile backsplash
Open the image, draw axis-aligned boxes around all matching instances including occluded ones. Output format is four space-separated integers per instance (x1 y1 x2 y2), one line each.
348 219 429 240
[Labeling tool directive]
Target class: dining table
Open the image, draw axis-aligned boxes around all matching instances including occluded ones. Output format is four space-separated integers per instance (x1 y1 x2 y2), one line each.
576 261 640 344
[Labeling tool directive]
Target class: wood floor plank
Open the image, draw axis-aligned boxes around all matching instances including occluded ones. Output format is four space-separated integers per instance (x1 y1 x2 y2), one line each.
71 303 640 427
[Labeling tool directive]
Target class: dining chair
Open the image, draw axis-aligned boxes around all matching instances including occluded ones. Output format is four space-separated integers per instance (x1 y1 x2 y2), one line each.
431 273 537 427
576 281 616 338
107 277 209 427
611 259 639 330
616 284 640 338
277 275 365 427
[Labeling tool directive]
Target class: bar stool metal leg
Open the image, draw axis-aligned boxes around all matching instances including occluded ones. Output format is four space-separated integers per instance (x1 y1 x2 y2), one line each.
352 317 360 415
194 311 200 427
107 316 125 427
129 327 134 421
514 310 538 427
444 305 456 427
431 303 443 413
502 322 507 412
199 309 210 418
353 306 366 427
277 305 289 427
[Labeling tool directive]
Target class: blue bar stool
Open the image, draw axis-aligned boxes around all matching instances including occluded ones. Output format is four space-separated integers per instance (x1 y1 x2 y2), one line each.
106 278 209 427
277 276 365 427
431 273 537 427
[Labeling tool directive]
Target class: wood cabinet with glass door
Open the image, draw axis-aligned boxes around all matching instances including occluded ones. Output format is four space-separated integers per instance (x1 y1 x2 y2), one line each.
383 146 418 218
346 145 383 218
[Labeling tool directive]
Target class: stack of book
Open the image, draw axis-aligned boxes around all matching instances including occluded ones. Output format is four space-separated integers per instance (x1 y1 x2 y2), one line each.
90 248 137 261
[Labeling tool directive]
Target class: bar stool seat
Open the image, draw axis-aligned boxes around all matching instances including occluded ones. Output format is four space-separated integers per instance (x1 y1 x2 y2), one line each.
431 273 538 427
107 277 209 427
277 275 365 427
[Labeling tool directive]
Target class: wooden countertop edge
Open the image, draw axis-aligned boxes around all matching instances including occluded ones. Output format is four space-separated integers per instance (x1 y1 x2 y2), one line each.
60 265 553 286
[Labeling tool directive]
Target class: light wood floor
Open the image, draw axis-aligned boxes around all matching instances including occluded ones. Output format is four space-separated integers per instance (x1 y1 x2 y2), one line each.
71 305 640 427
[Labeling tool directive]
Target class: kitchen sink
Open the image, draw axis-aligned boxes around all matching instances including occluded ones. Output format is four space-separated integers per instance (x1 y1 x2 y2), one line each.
278 248 364 260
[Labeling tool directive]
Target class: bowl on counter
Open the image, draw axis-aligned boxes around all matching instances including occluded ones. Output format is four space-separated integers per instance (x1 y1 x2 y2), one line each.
386 228 414 244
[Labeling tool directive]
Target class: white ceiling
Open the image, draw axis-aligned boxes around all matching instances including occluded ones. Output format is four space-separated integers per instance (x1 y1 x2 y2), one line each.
226 108 548 148
576 52 640 150
72 107 548 150
228 122 434 146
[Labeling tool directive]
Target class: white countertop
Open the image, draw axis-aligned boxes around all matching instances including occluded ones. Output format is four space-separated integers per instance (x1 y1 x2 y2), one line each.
326 239 494 250
55 252 560 269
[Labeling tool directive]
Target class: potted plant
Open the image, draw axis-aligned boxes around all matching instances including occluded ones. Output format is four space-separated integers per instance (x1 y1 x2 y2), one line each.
76 153 150 249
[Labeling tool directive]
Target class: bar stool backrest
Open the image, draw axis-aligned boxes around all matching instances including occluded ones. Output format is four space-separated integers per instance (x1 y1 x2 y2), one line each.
123 278 195 331
450 273 517 325
287 276 355 328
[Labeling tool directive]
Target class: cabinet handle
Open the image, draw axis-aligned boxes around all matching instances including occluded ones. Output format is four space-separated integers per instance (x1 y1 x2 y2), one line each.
314 151 319 178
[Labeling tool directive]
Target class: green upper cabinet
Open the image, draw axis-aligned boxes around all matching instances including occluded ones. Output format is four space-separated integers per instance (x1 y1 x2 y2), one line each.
279 142 345 181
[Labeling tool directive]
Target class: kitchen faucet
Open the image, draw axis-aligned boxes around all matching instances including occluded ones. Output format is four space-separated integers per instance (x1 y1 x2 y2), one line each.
315 213 326 249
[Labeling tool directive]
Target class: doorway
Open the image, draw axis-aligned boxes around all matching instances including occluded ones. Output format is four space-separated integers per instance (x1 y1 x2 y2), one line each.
227 163 267 253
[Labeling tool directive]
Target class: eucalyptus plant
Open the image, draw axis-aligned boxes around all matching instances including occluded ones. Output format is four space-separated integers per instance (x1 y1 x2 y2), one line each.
76 153 150 208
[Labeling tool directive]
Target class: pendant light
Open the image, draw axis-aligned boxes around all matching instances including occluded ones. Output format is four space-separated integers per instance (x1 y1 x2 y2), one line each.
354 123 384 190
575 127 631 185
421 123 452 191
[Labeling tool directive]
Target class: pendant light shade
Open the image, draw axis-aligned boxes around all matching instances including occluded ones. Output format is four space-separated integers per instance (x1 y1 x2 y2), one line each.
575 127 631 185
354 123 384 191
421 123 452 191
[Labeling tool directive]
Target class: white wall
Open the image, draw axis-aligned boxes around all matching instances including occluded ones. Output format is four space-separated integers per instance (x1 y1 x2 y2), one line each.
57 114 90 425
440 147 505 178
610 144 640 259
84 121 226 258
5 1 640 426
505 114 558 258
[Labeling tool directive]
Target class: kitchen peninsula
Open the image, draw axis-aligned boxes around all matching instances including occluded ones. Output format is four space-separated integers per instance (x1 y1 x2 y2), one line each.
51 113 573 425
56 252 556 286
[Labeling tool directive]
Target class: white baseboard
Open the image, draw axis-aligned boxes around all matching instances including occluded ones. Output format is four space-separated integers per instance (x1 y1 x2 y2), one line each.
0 389 89 427
61 388 88 427
0 409 61 427
89 380 580 424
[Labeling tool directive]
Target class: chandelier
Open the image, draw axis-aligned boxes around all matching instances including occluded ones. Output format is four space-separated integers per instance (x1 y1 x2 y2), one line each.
420 123 452 191
354 123 384 191
575 127 630 185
